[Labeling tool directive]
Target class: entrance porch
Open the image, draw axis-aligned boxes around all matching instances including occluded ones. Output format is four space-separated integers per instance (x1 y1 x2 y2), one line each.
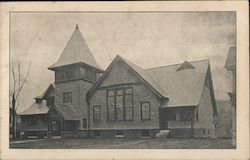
159 106 196 138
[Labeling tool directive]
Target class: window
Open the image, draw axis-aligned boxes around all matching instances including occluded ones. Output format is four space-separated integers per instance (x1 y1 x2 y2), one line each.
124 88 133 120
93 105 101 122
82 118 87 129
80 67 85 77
63 92 72 103
141 102 150 120
116 90 124 121
141 130 150 137
107 91 115 121
60 71 65 80
107 88 133 121
65 70 73 80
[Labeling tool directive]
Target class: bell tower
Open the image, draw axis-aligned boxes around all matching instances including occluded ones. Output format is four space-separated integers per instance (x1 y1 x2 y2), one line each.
48 25 103 130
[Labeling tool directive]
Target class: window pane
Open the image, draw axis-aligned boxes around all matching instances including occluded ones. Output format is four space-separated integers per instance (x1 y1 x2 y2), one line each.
109 109 115 121
125 95 132 108
125 88 132 94
108 90 114 96
116 107 123 121
116 89 124 96
116 96 124 120
63 92 72 103
125 107 133 120
125 95 133 120
108 97 115 121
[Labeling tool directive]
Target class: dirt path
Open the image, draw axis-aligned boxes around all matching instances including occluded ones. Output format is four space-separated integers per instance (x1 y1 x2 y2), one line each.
10 139 45 144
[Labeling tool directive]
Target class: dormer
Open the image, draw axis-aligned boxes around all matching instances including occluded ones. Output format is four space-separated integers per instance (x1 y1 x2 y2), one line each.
34 97 46 105
176 60 195 71
34 97 43 104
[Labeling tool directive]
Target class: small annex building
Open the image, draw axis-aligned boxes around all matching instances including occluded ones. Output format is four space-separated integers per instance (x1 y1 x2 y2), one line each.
20 25 217 138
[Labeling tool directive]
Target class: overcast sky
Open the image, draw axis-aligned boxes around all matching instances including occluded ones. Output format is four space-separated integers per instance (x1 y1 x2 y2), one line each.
10 12 236 113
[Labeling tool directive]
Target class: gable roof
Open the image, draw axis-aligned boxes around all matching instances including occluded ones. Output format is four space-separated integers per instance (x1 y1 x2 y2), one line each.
225 46 236 70
48 25 103 71
176 60 195 71
88 55 216 110
34 83 55 99
48 103 81 121
146 59 209 107
88 55 168 99
20 101 49 115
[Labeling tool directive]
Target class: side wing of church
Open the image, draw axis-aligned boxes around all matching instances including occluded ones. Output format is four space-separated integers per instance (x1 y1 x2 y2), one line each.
19 25 217 139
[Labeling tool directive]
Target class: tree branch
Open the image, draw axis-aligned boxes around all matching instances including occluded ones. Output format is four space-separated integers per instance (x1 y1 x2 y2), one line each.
15 63 30 103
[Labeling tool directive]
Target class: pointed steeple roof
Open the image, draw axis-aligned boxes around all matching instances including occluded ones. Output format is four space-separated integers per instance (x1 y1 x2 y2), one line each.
48 25 103 71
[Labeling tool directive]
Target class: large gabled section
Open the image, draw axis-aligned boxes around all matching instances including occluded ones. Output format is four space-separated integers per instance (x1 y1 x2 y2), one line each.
87 55 168 100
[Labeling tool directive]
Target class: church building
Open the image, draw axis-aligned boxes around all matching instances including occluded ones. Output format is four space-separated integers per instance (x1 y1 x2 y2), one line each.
20 25 217 139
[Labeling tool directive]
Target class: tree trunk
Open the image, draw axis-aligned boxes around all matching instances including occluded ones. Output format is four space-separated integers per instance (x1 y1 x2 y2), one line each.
12 96 16 139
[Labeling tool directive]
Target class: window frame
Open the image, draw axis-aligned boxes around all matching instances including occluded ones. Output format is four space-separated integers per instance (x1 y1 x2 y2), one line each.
140 101 151 121
106 87 134 122
93 105 101 122
82 118 87 129
63 92 72 103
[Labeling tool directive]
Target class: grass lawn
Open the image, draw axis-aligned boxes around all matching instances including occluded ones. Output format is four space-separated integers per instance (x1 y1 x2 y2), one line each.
10 138 235 149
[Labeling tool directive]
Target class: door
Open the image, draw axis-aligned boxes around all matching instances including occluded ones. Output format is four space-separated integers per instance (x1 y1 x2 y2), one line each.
159 108 168 129
51 120 61 136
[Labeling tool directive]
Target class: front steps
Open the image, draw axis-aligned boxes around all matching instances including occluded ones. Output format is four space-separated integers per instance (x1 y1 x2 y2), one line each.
155 130 170 138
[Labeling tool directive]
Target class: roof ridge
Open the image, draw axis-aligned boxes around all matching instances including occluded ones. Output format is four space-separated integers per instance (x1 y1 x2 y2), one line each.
145 59 209 70
117 55 168 98
117 55 145 69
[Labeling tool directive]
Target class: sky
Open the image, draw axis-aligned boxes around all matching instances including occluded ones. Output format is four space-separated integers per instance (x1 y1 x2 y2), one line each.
10 12 236 113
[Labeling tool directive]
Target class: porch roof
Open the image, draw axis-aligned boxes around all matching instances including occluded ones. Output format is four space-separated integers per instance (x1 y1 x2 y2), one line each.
20 102 49 115
52 103 81 120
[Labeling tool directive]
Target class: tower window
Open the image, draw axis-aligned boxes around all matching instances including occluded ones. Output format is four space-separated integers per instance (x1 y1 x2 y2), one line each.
80 67 85 76
63 92 72 103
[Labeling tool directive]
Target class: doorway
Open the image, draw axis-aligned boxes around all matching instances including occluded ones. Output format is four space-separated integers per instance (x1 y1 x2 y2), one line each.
50 120 61 136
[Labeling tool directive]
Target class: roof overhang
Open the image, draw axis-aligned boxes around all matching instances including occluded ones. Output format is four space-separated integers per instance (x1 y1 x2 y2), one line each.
48 61 104 72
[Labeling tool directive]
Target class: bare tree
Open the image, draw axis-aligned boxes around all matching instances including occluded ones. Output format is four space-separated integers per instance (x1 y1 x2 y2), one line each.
10 62 30 139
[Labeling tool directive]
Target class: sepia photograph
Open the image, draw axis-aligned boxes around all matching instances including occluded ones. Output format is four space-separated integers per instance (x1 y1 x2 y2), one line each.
0 1 249 160
9 11 236 149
